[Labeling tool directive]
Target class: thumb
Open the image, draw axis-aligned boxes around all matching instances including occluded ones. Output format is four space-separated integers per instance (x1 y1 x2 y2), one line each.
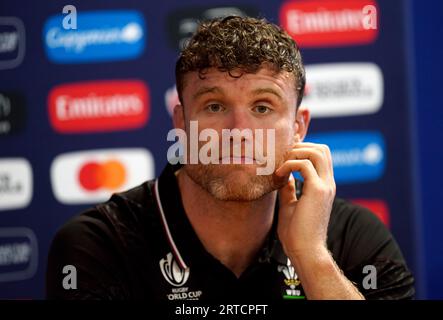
278 174 298 208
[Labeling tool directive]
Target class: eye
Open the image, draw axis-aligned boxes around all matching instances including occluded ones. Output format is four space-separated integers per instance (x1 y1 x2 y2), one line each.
206 103 225 113
253 105 272 114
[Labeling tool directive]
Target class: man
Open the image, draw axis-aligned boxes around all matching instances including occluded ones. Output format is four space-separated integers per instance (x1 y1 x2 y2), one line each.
46 16 414 300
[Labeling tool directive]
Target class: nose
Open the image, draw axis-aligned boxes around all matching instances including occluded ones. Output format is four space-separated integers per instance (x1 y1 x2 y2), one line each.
222 108 256 154
225 107 251 131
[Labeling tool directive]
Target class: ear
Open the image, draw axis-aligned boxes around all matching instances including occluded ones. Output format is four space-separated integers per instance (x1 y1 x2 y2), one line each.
294 106 311 143
172 104 185 131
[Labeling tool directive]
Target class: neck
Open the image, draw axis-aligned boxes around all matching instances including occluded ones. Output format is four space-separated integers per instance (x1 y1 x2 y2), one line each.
177 169 277 278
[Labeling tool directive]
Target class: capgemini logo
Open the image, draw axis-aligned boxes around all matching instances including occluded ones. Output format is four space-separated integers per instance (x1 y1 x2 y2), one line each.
307 131 386 184
120 23 143 43
159 252 190 287
362 143 383 165
43 10 146 63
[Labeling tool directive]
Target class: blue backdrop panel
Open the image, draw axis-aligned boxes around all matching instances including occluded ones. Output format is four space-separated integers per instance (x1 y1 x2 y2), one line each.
0 0 425 299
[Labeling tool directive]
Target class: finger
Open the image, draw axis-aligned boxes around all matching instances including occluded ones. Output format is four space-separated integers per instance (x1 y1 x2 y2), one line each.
285 148 331 181
275 159 319 182
292 143 333 171
278 174 298 207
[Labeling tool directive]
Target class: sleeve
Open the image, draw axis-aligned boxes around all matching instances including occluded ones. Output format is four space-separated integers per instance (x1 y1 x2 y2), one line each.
328 199 415 300
45 209 130 299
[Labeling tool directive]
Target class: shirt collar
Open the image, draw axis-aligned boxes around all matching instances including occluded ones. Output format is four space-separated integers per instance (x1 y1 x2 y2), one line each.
153 163 294 269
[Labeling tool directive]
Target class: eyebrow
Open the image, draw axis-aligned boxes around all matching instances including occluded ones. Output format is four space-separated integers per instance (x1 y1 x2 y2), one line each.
192 86 283 102
192 86 224 100
251 88 283 102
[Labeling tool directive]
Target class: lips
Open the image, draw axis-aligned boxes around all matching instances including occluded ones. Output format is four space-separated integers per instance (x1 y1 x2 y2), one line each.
219 155 269 165
220 156 256 164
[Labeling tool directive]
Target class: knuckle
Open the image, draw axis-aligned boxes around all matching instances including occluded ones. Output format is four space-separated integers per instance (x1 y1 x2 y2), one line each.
316 183 335 197
301 159 313 168
312 148 323 159
329 185 336 197
314 184 327 194
320 144 331 155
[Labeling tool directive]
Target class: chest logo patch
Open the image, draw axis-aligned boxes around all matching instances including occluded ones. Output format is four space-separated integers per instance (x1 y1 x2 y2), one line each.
278 258 305 299
159 252 190 287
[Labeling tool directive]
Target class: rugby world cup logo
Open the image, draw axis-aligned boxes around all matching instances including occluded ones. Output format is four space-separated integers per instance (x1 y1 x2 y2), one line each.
159 252 190 287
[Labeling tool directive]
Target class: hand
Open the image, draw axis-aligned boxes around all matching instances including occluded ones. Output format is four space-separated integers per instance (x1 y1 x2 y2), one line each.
274 142 336 257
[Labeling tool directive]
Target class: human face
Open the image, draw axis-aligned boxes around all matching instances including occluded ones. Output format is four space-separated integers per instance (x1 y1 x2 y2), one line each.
174 66 307 201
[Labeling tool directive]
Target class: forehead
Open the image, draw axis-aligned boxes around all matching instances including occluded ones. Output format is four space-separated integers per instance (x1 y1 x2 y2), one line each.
182 67 297 100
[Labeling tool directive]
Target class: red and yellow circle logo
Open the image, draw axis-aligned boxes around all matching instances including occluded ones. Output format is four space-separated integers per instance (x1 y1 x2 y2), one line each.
78 159 126 191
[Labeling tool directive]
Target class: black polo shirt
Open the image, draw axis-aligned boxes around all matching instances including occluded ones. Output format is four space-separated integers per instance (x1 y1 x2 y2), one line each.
46 163 415 300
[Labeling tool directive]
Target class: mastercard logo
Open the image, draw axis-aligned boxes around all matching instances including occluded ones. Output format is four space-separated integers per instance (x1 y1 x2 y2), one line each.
51 148 155 204
78 160 126 191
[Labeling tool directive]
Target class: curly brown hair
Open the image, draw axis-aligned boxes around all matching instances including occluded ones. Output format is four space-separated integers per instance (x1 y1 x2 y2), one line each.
175 15 305 108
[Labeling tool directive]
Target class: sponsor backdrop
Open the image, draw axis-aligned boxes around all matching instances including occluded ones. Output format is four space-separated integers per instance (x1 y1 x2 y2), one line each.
0 0 430 298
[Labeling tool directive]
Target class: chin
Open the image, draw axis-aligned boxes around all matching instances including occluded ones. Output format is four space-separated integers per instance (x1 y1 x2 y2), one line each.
219 163 258 176
208 181 270 201
184 163 276 202
209 166 274 201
